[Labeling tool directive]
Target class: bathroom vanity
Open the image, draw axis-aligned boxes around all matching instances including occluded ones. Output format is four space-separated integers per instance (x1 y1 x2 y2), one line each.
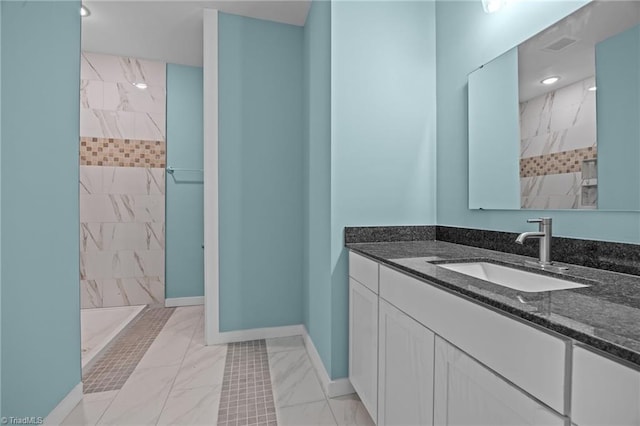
348 241 640 425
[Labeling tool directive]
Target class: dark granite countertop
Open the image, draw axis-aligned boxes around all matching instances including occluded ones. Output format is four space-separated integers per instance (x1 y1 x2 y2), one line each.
347 240 640 369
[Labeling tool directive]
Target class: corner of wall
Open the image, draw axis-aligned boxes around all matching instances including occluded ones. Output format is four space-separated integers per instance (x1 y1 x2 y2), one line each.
1 0 82 417
302 0 334 381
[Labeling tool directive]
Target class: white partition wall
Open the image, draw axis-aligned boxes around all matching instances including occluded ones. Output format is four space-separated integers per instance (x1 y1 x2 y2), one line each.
203 8 219 345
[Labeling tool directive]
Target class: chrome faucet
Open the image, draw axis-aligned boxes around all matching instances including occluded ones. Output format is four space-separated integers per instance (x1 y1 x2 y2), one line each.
515 218 567 271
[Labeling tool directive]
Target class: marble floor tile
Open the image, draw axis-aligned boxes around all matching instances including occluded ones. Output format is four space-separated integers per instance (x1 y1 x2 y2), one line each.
190 319 206 347
62 391 119 426
328 394 375 426
266 335 305 354
156 385 222 426
97 364 180 425
173 340 227 390
278 400 337 426
269 348 325 408
161 305 203 337
83 307 174 394
81 305 145 368
135 307 202 369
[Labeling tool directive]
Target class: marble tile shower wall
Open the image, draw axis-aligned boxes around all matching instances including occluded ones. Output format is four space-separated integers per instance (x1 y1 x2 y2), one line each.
519 76 597 209
79 52 167 308
80 52 166 141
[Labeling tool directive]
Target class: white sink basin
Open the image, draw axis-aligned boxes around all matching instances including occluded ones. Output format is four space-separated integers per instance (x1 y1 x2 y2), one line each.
438 262 589 293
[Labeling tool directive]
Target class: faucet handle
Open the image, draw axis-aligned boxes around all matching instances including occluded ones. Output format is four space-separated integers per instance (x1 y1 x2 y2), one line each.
527 217 552 224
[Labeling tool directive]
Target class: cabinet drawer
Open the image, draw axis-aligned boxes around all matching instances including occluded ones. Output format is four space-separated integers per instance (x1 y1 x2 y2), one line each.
572 346 640 426
379 265 568 415
349 251 379 294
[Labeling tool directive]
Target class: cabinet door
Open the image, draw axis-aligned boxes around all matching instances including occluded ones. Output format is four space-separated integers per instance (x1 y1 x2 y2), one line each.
572 346 640 426
349 278 378 422
378 299 434 426
434 337 566 426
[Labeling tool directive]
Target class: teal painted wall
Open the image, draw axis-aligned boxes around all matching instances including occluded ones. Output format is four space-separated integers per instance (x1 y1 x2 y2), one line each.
468 47 520 210
166 64 205 299
1 1 81 417
303 1 333 374
0 1 3 413
596 25 640 211
330 0 437 378
436 0 640 244
218 13 304 331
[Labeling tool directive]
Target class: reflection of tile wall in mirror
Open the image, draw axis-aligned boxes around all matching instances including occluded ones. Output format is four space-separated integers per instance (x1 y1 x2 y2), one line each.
581 185 598 209
519 77 597 209
520 173 582 209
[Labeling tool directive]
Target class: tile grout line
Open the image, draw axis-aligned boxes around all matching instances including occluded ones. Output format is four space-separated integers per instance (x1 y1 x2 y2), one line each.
87 390 120 426
153 309 206 426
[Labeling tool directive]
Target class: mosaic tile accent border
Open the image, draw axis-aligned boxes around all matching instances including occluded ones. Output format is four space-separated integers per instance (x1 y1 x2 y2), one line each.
82 307 175 393
217 340 278 426
520 146 597 178
80 137 166 168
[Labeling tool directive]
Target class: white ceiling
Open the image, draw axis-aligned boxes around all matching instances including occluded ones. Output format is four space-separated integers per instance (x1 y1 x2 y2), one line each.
81 0 311 67
518 0 640 101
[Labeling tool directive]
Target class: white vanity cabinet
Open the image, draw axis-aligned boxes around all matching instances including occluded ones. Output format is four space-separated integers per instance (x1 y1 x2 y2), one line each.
348 252 379 422
378 299 434 426
571 345 640 426
433 336 565 426
379 264 568 415
349 250 640 426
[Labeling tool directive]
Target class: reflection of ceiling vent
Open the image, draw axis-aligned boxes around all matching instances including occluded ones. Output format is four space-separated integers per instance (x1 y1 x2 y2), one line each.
542 36 579 52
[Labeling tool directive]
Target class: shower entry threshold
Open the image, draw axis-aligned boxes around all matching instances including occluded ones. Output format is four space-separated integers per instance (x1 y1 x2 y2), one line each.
81 305 146 371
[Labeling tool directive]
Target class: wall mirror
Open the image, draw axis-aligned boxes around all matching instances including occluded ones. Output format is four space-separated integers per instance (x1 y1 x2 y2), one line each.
468 1 640 210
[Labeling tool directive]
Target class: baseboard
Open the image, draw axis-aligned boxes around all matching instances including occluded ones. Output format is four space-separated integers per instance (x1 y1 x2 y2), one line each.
326 376 355 398
44 382 83 425
302 327 355 398
208 324 305 345
165 296 205 307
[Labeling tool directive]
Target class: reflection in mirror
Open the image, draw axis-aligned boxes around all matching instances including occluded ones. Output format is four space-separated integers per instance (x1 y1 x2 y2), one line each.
468 1 640 211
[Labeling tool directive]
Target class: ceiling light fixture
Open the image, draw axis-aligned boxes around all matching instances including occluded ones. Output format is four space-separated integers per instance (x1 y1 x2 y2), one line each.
482 0 506 13
588 86 597 92
80 5 91 17
541 76 560 85
132 82 148 90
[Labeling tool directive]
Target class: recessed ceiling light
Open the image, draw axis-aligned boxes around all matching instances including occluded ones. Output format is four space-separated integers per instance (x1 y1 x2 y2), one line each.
132 82 148 90
588 86 597 92
541 76 560 85
482 0 507 13
80 5 91 17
